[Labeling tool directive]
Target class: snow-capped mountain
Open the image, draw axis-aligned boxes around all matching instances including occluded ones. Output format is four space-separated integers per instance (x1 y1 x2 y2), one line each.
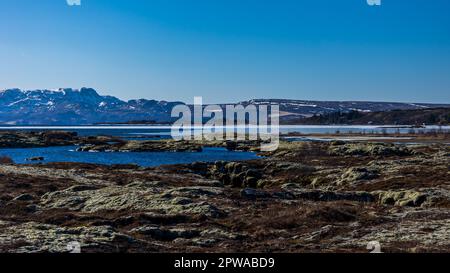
0 88 448 125
0 88 183 125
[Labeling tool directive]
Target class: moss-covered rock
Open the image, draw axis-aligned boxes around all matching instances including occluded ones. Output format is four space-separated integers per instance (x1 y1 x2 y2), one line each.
376 189 450 208
41 182 226 218
329 142 414 157
376 190 427 207
338 167 380 186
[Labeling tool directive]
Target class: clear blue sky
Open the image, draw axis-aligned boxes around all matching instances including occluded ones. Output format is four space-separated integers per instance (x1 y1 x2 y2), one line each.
1 0 449 103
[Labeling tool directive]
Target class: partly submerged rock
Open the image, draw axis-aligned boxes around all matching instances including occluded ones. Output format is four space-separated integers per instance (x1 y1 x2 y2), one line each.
26 157 44 162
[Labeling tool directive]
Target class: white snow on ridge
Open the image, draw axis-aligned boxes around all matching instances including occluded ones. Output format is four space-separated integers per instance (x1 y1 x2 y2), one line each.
409 103 429 109
279 103 318 108
350 108 372 113
7 98 30 107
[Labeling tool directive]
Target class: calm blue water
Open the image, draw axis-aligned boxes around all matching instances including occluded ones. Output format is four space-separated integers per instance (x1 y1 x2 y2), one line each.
0 125 448 166
0 146 260 167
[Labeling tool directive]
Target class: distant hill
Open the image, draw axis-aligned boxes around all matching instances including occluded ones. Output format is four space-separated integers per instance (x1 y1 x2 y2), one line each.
287 108 450 126
237 99 450 118
0 88 449 125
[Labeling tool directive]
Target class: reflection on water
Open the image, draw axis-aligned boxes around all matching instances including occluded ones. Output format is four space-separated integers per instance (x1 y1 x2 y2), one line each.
0 146 260 167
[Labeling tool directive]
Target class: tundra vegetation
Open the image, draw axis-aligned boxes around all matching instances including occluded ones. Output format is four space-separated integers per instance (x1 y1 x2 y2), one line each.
0 131 449 253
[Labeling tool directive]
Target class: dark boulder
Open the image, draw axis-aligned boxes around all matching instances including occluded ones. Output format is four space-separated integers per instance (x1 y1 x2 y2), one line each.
26 157 44 162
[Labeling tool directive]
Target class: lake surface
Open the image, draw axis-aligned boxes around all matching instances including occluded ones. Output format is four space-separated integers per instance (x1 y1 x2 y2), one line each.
0 146 260 167
0 125 448 138
0 125 447 166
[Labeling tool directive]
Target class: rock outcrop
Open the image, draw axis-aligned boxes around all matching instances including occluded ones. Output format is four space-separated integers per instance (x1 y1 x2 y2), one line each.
41 182 226 218
329 142 414 157
77 140 204 153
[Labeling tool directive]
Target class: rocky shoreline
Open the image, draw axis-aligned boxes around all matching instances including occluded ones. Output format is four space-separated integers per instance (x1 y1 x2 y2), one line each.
0 131 123 149
0 132 449 253
0 131 264 153
76 139 265 153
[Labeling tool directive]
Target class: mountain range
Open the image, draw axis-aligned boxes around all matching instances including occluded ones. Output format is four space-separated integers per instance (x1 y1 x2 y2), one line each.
0 88 449 125
0 88 183 125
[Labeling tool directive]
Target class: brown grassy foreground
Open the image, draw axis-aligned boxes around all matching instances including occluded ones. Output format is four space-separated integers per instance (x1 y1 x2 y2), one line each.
0 137 449 253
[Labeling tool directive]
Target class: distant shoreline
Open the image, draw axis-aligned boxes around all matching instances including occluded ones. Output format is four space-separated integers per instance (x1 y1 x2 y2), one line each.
0 124 449 129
